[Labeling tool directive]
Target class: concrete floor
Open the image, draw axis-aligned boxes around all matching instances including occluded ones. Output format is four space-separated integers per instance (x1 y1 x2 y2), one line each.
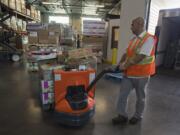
0 61 180 135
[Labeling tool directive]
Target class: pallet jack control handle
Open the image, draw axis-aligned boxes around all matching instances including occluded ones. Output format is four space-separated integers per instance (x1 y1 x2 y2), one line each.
86 66 122 93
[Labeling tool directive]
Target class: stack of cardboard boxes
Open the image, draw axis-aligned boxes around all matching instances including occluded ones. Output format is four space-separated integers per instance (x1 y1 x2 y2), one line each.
28 23 61 45
0 0 41 32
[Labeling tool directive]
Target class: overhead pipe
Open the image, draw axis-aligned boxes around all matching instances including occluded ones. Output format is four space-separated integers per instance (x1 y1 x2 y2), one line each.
108 0 121 14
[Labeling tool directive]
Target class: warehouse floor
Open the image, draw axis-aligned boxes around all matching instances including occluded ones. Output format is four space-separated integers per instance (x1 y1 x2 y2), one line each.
1 61 180 135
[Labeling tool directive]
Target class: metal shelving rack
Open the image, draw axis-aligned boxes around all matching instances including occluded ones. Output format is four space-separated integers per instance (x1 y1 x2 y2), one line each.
0 2 39 61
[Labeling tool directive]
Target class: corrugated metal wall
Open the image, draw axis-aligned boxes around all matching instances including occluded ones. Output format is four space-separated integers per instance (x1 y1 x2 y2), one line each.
148 0 165 34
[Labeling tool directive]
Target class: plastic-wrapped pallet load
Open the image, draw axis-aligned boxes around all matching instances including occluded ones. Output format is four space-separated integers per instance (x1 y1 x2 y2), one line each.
39 64 64 110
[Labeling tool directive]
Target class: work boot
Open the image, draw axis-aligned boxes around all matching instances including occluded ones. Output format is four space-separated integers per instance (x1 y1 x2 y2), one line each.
129 117 141 125
112 115 128 125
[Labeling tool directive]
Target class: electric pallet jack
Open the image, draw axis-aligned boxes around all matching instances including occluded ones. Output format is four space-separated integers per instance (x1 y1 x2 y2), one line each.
53 66 122 126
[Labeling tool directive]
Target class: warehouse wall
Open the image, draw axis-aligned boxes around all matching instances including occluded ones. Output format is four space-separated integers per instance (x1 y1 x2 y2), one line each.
117 0 148 63
107 19 120 62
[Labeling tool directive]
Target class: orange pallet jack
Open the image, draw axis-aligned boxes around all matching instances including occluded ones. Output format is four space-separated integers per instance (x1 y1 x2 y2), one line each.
53 66 121 126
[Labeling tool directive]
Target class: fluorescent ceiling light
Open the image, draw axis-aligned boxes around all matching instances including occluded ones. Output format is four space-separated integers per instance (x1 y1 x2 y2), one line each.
82 17 101 21
42 2 104 8
49 16 69 24
87 5 104 8
42 2 61 5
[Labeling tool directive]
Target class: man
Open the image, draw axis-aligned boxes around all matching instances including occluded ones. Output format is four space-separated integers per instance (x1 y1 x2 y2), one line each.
112 17 157 125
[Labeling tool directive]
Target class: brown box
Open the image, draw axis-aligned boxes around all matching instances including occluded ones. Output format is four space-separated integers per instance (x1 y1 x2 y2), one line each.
28 31 38 44
38 30 49 44
83 36 103 43
48 36 59 44
16 0 22 12
48 24 61 32
21 0 26 14
9 0 16 9
48 31 60 44
30 6 35 18
68 48 93 59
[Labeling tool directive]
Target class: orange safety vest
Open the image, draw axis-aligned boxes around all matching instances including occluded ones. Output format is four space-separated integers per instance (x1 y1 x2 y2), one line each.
125 32 157 77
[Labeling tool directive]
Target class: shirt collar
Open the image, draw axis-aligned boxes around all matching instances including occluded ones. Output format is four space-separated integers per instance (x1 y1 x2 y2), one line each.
138 31 146 38
131 31 146 40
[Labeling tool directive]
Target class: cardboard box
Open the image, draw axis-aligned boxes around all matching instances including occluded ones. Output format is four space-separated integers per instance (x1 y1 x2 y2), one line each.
30 6 35 18
48 36 59 44
48 24 61 32
1 0 8 6
38 29 49 44
9 0 16 9
49 31 60 37
68 48 93 59
16 0 22 12
28 31 38 44
48 31 60 44
21 0 26 14
83 36 103 43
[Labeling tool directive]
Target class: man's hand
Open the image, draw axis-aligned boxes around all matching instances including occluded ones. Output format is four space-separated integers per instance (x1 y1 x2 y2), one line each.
119 62 126 70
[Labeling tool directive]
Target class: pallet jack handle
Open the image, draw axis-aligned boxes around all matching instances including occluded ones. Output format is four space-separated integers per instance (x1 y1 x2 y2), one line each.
86 66 122 93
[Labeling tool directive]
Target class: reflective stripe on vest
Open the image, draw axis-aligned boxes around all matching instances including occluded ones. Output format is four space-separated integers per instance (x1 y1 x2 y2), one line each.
138 55 155 65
